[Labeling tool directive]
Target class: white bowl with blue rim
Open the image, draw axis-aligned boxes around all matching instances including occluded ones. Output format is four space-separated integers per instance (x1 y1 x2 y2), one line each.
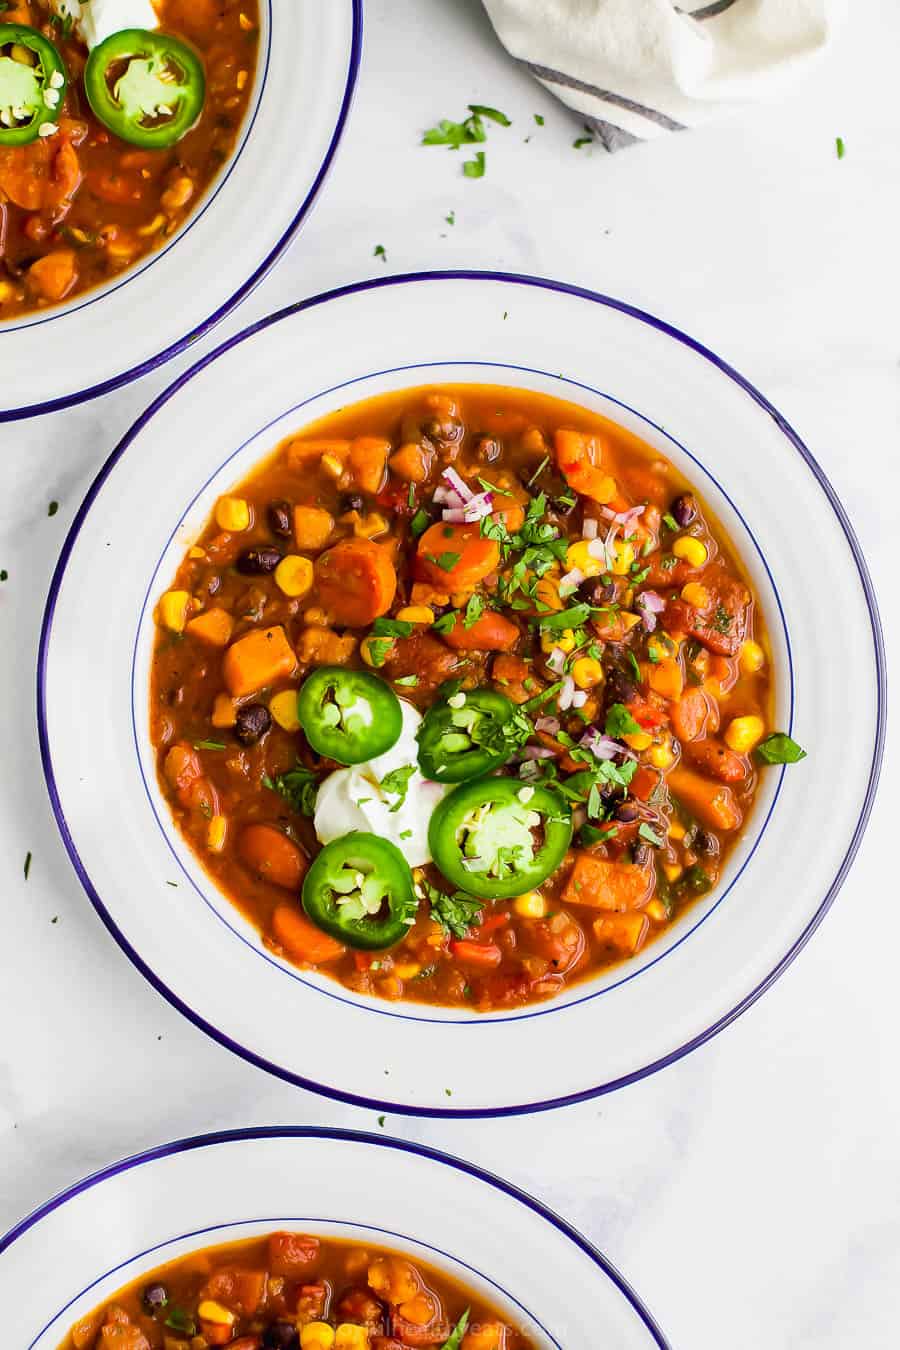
0 1127 671 1348
38 272 885 1116
0 0 362 421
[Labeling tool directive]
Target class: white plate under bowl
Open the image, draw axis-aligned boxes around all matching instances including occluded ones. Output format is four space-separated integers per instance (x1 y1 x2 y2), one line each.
38 272 885 1116
0 1127 670 1348
0 0 361 420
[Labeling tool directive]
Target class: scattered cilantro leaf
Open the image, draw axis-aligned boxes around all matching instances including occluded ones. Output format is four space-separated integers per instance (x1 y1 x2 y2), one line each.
373 617 414 638
638 822 663 847
662 512 679 532
263 763 318 816
432 612 457 634
463 150 486 178
469 104 510 126
365 636 395 667
430 550 462 571
463 593 485 629
410 508 431 537
534 113 545 126
426 884 484 938
441 1311 471 1350
537 602 593 631
165 1307 197 1336
47 500 59 517
605 703 642 739
380 764 416 811
755 733 807 765
836 136 845 159
193 739 226 751
373 244 387 263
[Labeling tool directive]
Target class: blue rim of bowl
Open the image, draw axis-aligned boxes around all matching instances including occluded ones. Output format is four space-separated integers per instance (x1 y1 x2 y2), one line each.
0 0 364 423
0 1125 672 1349
36 270 887 1118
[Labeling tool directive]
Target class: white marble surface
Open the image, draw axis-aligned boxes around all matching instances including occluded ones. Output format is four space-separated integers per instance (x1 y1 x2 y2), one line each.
1 1 898 1346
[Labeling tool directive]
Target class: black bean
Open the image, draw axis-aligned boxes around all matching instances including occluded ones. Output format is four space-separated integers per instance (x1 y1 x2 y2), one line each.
235 703 272 745
142 1283 168 1313
604 666 639 707
632 843 653 868
614 801 640 824
207 573 221 596
474 435 501 464
342 493 365 514
262 1324 300 1349
671 493 697 528
423 416 464 445
694 829 720 857
236 546 281 575
578 575 622 607
267 500 292 537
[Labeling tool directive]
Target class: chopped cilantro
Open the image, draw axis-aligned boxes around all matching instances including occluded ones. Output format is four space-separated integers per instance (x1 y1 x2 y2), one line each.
263 763 318 816
365 636 394 667
373 617 414 638
429 550 462 571
165 1307 197 1336
446 209 456 225
662 512 679 532
410 508 431 537
463 150 486 178
836 136 845 159
373 244 387 263
377 1115 385 1127
534 113 545 126
638 822 663 847
47 500 59 517
526 454 549 487
469 104 510 126
626 650 643 684
193 739 226 751
536 602 593 631
425 883 484 938
407 482 416 510
394 674 419 687
573 130 593 149
755 733 807 765
432 612 457 634
605 703 642 739
23 851 31 880
463 593 485 629
380 764 416 811
581 823 617 845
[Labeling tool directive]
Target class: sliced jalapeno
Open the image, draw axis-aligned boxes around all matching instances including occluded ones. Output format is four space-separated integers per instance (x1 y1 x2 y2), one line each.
416 688 530 783
298 666 402 765
85 28 205 150
0 25 67 147
428 775 573 899
302 832 417 950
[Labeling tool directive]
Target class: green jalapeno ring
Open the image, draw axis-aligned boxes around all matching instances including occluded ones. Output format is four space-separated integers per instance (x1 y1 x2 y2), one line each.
302 832 417 951
297 666 403 765
417 688 530 783
428 775 573 900
84 28 205 150
0 24 67 147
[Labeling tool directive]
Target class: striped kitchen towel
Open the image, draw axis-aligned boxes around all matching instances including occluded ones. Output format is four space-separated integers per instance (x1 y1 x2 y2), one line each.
481 0 847 150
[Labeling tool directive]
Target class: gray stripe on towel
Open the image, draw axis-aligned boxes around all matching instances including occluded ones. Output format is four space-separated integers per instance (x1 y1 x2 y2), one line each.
521 59 686 132
582 116 643 153
678 0 742 17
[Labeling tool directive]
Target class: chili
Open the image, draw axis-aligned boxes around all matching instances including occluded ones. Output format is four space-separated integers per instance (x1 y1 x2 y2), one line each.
302 832 417 949
298 666 403 764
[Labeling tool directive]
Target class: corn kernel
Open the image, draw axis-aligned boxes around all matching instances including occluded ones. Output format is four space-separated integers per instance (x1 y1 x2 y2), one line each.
239 10 254 29
672 536 708 568
535 576 563 611
270 689 301 732
514 891 547 918
668 819 686 842
394 962 421 979
361 635 393 667
396 606 434 625
624 731 653 752
335 1323 369 1349
320 452 345 480
197 1300 235 1326
663 862 683 883
571 657 604 689
158 590 191 632
215 496 251 532
206 815 227 854
610 540 635 575
649 739 675 770
620 611 642 633
724 714 766 754
739 640 765 674
301 1326 336 1350
354 512 389 539
274 554 314 599
565 540 603 578
188 545 206 560
646 899 668 922
680 582 710 609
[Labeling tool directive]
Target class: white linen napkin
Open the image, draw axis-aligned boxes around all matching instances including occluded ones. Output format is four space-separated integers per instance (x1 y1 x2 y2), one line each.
481 0 847 150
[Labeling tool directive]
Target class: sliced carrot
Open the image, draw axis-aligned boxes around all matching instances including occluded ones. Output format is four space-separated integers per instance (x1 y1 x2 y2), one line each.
554 428 616 503
222 625 296 697
562 852 654 912
682 738 746 783
0 133 81 210
186 607 234 647
238 825 307 891
670 687 710 743
314 537 396 627
349 435 391 494
449 939 503 970
440 609 519 652
271 905 346 963
668 766 742 831
415 522 499 590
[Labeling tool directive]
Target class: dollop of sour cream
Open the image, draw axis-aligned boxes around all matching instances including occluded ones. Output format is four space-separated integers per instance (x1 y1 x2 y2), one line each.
51 0 160 48
313 700 449 869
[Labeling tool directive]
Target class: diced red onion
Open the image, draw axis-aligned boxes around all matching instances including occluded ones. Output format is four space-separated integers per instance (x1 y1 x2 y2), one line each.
580 729 621 760
441 507 468 523
546 646 566 675
535 716 560 735
571 690 588 709
587 537 607 562
559 567 584 596
442 466 473 503
636 589 665 632
523 745 556 760
582 517 599 540
460 490 494 522
600 504 645 528
558 675 575 712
